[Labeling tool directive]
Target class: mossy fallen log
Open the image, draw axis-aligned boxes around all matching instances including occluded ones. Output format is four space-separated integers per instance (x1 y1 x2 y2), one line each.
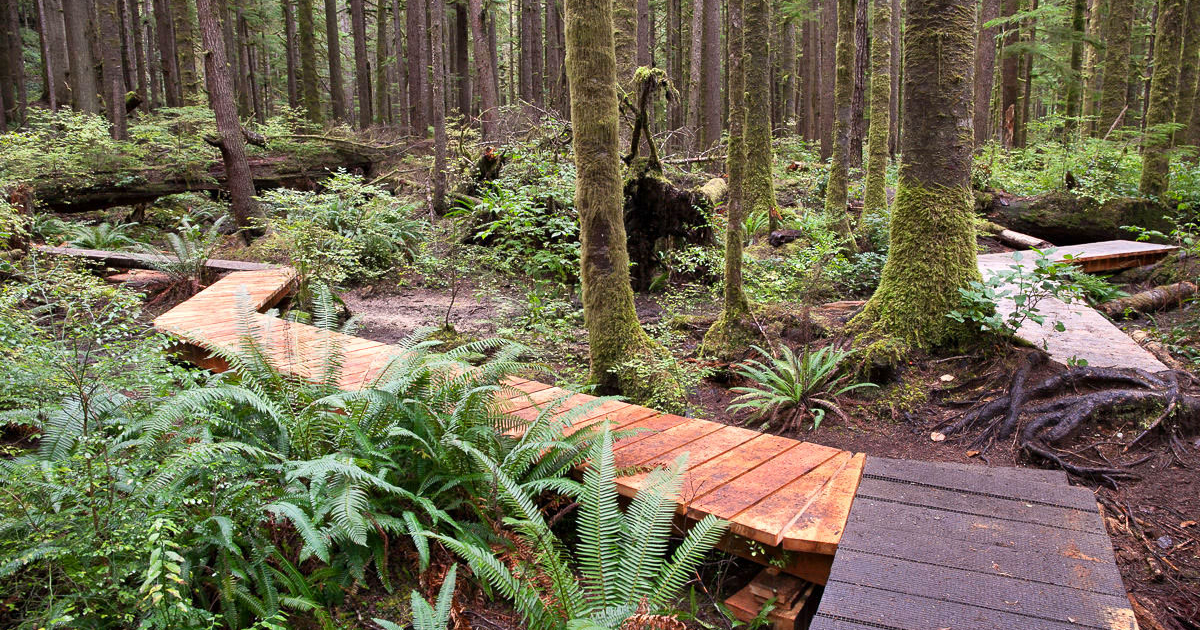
1099 281 1198 318
978 190 1174 244
36 155 371 213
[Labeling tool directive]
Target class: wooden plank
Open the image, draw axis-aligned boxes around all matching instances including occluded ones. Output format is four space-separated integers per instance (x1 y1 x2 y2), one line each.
827 550 1135 629
628 424 761 470
863 457 1098 512
856 476 1105 534
612 418 728 468
814 582 1128 630
668 434 799 506
844 497 1119 563
782 452 866 554
684 442 842 523
835 525 1127 597
727 451 852 546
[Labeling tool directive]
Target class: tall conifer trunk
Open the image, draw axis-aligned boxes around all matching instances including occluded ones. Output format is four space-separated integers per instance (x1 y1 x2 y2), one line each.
297 0 321 121
98 0 127 138
170 0 199 98
197 0 264 234
1098 0 1132 133
468 0 499 138
564 0 680 403
974 0 999 145
63 0 100 113
1140 0 1184 195
823 0 855 228
1175 0 1200 145
863 0 891 216
430 0 447 212
851 0 981 351
350 0 371 127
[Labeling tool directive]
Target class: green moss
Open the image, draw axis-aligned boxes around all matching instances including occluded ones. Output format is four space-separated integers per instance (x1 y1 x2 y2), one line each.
700 310 761 360
1140 0 1184 196
1097 0 1132 134
742 0 777 223
862 0 891 218
823 0 856 231
849 182 981 351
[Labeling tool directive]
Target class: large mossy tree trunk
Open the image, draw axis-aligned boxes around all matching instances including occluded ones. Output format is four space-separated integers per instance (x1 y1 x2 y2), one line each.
862 0 891 217
197 0 265 236
701 0 756 358
1140 0 1184 196
742 0 777 227
1097 0 1133 134
823 0 855 227
296 0 322 123
565 0 681 405
850 0 980 352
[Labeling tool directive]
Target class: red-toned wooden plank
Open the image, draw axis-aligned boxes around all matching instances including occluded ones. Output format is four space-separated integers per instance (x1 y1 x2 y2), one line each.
612 418 728 468
728 451 853 546
782 452 865 554
684 442 842 523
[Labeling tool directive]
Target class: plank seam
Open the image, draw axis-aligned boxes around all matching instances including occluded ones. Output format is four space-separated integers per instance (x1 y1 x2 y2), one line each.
824 579 1118 630
856 494 1103 534
811 613 905 630
835 546 1122 597
861 472 1094 511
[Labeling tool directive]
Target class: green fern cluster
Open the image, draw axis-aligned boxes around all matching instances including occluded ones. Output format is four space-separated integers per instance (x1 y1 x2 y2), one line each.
729 344 877 431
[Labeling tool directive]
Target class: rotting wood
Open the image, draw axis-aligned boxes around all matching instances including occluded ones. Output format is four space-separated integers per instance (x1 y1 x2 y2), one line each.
1099 281 1198 318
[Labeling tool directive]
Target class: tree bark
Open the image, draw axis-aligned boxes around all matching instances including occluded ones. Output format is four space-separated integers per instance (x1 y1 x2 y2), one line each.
686 0 703 148
326 0 347 121
636 0 650 68
1 0 25 124
196 0 264 234
377 0 392 123
613 0 636 89
863 0 891 216
430 0 448 212
1064 0 1086 131
1175 0 1200 145
37 0 70 108
97 0 127 138
349 0 371 127
888 0 899 153
1098 0 1132 133
454 1 470 115
546 0 566 114
406 0 428 132
152 0 181 106
170 0 198 99
531 0 544 106
999 0 1019 146
666 0 682 136
1140 0 1184 196
820 0 837 157
297 0 321 121
565 0 676 400
1016 0 1037 148
468 0 499 138
849 0 868 168
743 0 775 227
824 0 855 222
1080 0 1104 134
851 0 980 349
282 0 298 108
63 0 100 113
700 0 721 146
974 0 999 145
127 0 147 107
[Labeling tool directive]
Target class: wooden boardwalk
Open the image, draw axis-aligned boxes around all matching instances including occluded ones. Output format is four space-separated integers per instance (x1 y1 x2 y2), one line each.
978 240 1177 372
36 245 281 272
152 268 863 582
810 457 1137 630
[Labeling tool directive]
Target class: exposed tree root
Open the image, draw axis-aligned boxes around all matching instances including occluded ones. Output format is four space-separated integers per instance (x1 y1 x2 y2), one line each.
939 354 1199 483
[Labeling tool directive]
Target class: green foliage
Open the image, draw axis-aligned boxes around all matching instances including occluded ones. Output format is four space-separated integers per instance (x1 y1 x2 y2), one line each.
728 344 877 431
28 213 70 243
745 212 886 301
435 427 729 630
459 152 580 282
258 171 423 287
947 249 1088 337
375 565 458 630
67 221 140 250
141 215 228 286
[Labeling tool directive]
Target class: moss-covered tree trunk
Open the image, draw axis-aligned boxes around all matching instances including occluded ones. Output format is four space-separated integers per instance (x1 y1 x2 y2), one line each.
1140 0 1183 196
297 0 321 122
1098 0 1133 134
862 0 891 216
1064 0 1086 132
565 0 680 403
743 0 777 227
1175 0 1200 146
702 0 754 357
850 0 980 352
823 0 855 224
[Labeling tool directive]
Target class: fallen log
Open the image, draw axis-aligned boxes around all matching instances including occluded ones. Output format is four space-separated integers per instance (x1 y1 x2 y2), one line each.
982 221 1053 249
36 155 371 213
979 190 1173 245
1100 281 1198 318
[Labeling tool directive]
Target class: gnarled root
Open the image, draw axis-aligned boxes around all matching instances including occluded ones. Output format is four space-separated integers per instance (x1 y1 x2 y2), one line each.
939 358 1200 483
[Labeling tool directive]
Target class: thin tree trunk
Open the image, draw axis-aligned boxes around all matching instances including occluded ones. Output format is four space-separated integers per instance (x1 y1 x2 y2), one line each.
326 0 347 121
863 0 891 215
2 0 26 123
820 0 836 156
468 0 499 137
128 0 147 107
666 0 681 135
687 0 703 147
454 1 469 114
974 0 999 145
377 1 391 123
406 0 427 132
350 0 371 127
824 0 855 221
63 0 100 112
37 0 70 108
196 0 263 233
282 0 298 107
1175 0 1200 145
393 0 408 129
1140 2 1156 129
1015 0 1038 148
170 0 198 99
1141 0 1183 195
118 0 133 91
613 0 636 88
1064 0 1086 132
700 0 720 146
546 0 565 114
1081 0 1104 134
852 0 981 349
431 0 447 211
531 0 544 106
152 0 181 106
297 0 321 121
999 0 1019 146
97 0 127 138
888 0 899 153
1098 0 1132 132
520 0 533 101
849 0 867 168
743 0 775 223
780 19 795 133
636 0 650 67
